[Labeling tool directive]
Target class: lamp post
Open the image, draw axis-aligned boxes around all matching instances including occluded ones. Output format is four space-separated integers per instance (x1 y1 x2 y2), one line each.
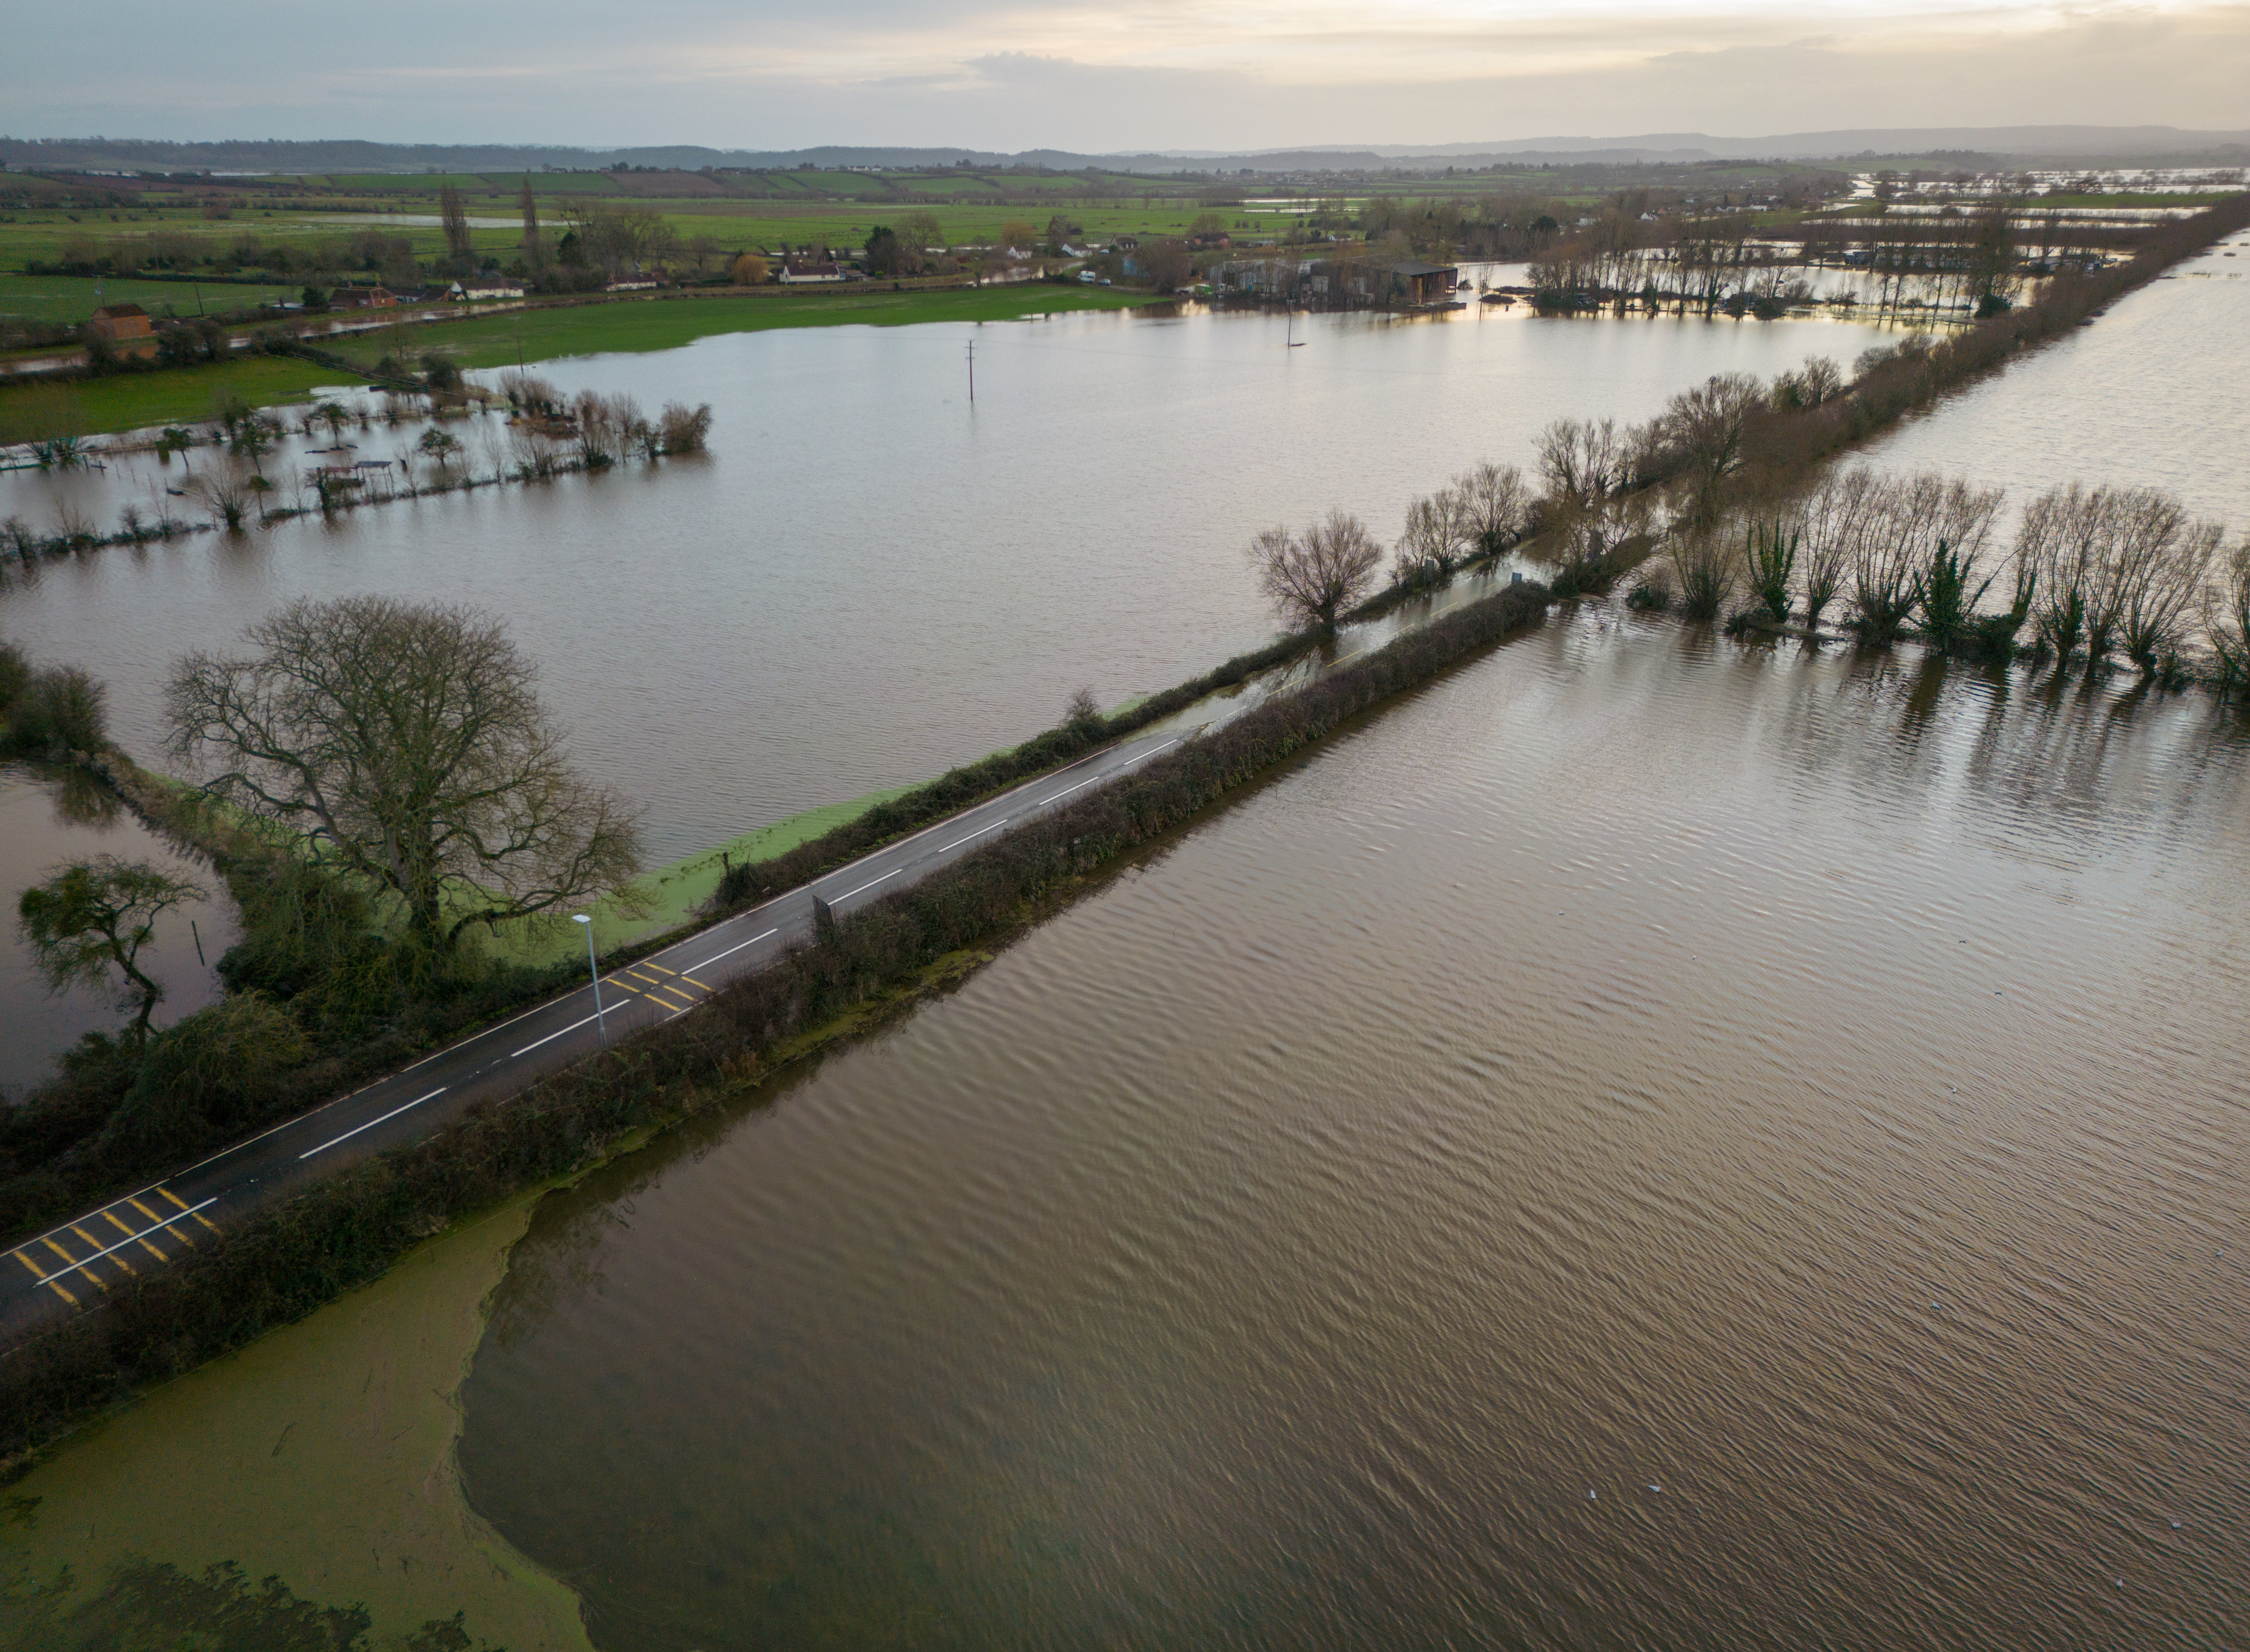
573 913 608 1047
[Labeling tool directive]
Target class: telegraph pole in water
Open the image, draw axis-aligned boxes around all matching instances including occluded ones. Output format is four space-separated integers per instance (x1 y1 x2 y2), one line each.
966 338 975 404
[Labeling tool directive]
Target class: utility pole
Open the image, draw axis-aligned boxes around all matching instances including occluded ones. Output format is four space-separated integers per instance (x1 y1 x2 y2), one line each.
966 337 975 404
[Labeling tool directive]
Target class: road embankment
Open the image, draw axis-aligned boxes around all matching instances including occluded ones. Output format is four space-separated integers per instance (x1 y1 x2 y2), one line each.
0 575 1551 1474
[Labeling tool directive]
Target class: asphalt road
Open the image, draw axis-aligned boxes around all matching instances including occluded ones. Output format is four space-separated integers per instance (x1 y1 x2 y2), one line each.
1 727 1187 1343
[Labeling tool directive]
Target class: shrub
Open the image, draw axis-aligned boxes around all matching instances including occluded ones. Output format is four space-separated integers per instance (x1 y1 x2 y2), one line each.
1670 530 1737 621
1625 579 1670 613
9 665 108 754
1745 519 1798 623
0 638 28 718
656 401 714 455
101 994 311 1163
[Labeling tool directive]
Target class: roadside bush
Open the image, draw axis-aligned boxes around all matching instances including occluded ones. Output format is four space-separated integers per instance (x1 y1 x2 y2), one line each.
99 994 310 1164
0 573 1555 1467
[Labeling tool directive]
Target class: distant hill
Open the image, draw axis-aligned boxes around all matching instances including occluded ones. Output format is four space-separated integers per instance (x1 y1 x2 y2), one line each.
4 126 2246 178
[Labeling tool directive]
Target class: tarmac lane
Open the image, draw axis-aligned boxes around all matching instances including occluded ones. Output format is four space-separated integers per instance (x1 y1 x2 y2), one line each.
0 727 1188 1343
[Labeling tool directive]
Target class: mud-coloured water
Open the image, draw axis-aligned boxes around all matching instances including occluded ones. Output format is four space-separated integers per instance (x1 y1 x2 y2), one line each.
0 761 234 1092
456 608 2250 1649
0 302 1896 866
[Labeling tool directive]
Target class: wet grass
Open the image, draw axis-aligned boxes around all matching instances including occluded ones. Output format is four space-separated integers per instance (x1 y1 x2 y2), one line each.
0 356 356 442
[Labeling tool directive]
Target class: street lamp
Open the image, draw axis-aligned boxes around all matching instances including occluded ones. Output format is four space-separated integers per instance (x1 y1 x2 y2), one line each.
573 913 608 1047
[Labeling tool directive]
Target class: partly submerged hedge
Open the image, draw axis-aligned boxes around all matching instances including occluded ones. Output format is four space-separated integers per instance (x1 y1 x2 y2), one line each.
0 576 1552 1471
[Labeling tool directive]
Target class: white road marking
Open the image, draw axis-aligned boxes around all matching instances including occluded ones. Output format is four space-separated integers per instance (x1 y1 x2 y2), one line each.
686 927 778 973
833 868 899 903
298 1089 448 1160
29 1199 218 1275
512 1011 605 1059
940 819 1009 852
1039 775 1104 805
12 736 1191 1298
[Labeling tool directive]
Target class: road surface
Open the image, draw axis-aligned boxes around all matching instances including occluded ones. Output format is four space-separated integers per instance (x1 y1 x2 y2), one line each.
1 727 1185 1343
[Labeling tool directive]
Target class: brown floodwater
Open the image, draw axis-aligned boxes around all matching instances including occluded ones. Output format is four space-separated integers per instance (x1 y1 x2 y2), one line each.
456 607 2250 1649
0 761 235 1093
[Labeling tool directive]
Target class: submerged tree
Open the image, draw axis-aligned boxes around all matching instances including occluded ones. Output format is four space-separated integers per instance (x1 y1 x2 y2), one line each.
18 856 206 1043
1250 510 1384 634
166 597 645 956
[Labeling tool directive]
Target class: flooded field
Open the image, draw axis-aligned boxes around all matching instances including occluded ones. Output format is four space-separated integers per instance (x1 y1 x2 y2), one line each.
0 761 234 1093
455 608 2250 1650
0 301 1896 866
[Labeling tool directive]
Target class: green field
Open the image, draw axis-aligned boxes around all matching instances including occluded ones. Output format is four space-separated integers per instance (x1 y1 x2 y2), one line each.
0 270 296 323
0 355 360 443
0 283 1165 439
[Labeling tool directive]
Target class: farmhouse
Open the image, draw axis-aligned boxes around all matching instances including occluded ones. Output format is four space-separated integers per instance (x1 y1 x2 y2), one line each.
778 256 845 284
328 286 398 310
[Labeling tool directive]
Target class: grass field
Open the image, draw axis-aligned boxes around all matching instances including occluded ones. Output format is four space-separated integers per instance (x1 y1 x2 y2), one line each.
0 355 360 443
0 271 297 324
0 283 1166 439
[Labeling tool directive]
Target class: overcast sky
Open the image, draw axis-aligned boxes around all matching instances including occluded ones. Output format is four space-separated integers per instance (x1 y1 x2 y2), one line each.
7 1 2246 151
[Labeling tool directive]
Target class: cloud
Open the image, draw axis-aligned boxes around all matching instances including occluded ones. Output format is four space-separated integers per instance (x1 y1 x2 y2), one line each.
4 1 2246 148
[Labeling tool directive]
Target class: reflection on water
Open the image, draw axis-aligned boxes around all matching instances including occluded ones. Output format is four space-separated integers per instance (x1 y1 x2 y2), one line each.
0 302 1895 863
458 611 2250 1649
0 762 237 1092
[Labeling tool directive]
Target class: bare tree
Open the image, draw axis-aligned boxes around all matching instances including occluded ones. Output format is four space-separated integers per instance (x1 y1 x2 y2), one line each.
1139 238 1194 292
166 598 645 955
1655 372 1765 523
1668 526 1739 620
1850 472 2004 644
1455 460 1530 554
1250 511 1384 633
18 856 205 1043
2021 482 2107 662
1534 417 1625 509
1798 467 1883 630
189 461 256 532
2203 532 2250 692
1395 487 1473 582
2120 513 2223 677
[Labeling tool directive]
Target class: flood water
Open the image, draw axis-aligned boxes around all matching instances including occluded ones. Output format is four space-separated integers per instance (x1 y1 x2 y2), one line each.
458 609 2250 1650
0 302 1897 865
0 762 234 1093
1865 229 2250 526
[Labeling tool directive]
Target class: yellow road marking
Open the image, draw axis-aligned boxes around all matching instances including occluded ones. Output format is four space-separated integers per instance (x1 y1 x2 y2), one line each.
640 962 682 977
74 1224 135 1277
159 1186 220 1233
679 975 712 991
43 1235 107 1292
130 1195 192 1248
11 1248 80 1307
612 974 694 1010
105 1207 169 1262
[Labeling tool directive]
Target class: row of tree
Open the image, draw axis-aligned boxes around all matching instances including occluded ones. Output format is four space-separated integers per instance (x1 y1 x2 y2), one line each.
1661 472 2250 682
1246 340 2249 694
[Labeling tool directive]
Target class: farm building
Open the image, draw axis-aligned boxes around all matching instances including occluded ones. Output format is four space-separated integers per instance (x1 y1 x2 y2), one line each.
87 303 154 343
